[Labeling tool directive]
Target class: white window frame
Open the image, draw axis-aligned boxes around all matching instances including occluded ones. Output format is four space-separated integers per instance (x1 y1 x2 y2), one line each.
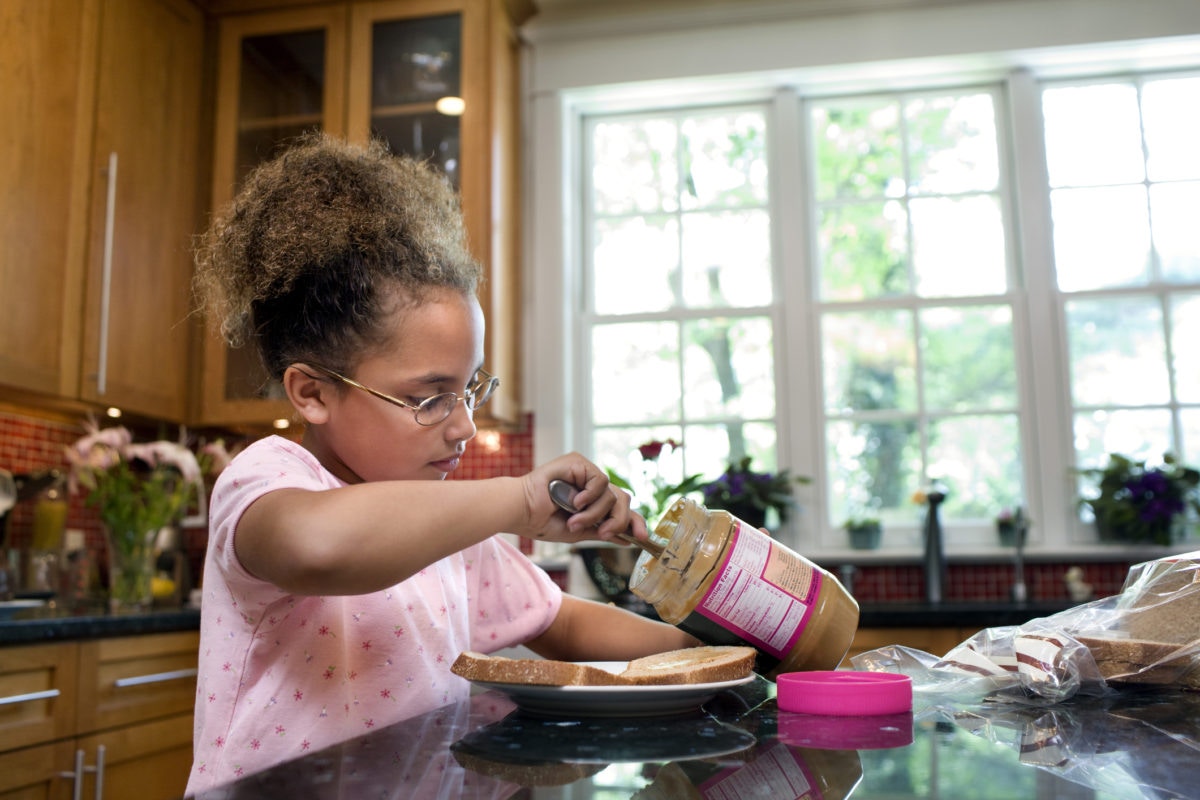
523 0 1200 560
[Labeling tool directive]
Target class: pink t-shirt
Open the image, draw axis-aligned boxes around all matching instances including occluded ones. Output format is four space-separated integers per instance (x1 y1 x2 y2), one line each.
186 436 562 794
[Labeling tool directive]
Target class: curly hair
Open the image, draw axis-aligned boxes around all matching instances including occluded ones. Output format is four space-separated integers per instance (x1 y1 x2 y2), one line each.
193 132 482 380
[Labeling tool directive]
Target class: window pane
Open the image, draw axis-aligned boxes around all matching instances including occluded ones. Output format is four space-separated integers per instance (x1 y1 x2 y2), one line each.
593 216 678 314
811 99 903 201
1180 409 1200 466
1042 83 1145 187
593 425 687 492
822 310 917 413
905 92 999 195
921 305 1016 411
1066 298 1168 407
592 118 678 215
1171 293 1200 402
591 321 679 425
683 317 775 418
910 195 1007 296
817 201 909 300
1051 185 1151 291
585 106 781 484
680 209 771 308
1142 76 1200 182
1151 182 1200 282
680 112 768 209
826 419 920 526
684 422 780 482
928 414 1022 519
1073 409 1173 469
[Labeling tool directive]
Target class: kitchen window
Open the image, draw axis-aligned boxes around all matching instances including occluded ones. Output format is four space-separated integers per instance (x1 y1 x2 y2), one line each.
1044 75 1200 491
583 107 782 493
551 61 1200 550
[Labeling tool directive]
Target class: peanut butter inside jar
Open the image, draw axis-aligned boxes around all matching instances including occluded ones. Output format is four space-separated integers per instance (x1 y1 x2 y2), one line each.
629 497 859 678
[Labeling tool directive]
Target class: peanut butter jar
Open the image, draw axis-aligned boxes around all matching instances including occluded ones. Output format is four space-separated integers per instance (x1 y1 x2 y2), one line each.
629 497 859 678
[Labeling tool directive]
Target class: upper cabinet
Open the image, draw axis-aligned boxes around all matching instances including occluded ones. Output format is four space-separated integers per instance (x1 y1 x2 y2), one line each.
198 0 524 430
0 0 204 421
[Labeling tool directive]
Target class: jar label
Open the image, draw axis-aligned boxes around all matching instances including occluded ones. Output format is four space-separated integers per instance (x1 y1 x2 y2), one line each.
693 520 821 660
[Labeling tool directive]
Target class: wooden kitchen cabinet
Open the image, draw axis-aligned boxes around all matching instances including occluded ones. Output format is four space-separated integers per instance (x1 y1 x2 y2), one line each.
0 0 204 422
0 631 199 800
198 0 525 429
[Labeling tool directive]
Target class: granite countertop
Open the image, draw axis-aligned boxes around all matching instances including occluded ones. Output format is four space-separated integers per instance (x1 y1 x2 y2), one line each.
857 599 1077 628
0 598 1074 646
0 601 200 645
188 675 1200 799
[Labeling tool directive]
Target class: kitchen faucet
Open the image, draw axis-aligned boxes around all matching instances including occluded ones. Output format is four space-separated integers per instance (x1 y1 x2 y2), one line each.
1010 507 1029 603
923 489 947 604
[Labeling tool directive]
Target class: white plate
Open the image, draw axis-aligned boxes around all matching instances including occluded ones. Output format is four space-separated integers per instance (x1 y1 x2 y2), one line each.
469 661 755 717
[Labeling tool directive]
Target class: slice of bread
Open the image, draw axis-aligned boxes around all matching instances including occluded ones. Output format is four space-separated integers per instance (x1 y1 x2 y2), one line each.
451 651 629 686
1077 634 1200 688
451 645 756 687
620 646 757 686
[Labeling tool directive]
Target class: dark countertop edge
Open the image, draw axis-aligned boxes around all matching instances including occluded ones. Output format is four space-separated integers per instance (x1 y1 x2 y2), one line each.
813 543 1196 566
0 607 201 646
856 600 1077 629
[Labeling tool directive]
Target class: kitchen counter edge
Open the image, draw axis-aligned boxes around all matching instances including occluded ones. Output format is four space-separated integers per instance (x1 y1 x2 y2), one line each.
0 606 201 645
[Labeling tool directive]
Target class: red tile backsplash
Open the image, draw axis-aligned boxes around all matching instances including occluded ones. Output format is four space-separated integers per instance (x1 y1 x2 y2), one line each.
0 406 1138 602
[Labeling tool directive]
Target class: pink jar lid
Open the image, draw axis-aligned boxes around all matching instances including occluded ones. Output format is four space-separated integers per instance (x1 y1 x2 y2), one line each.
776 671 912 716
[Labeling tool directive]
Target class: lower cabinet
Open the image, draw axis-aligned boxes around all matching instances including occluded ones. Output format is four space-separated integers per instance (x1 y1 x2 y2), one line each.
0 631 198 800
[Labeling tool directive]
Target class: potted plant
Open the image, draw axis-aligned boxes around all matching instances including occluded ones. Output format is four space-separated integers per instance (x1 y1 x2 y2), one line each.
1077 453 1200 545
699 456 810 531
844 516 882 550
995 507 1029 548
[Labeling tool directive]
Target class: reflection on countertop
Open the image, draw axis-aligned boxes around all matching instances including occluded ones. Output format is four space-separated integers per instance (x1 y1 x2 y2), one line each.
188 675 1200 799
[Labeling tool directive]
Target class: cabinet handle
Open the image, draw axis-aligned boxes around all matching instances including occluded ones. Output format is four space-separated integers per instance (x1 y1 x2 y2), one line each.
113 666 197 688
0 687 60 706
96 151 118 395
94 744 106 800
58 746 103 800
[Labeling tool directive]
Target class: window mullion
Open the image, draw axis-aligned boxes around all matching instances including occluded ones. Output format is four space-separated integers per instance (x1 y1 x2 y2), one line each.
1006 68 1076 548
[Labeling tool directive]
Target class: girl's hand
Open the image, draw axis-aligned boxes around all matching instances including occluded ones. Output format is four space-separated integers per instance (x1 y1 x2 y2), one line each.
520 453 649 545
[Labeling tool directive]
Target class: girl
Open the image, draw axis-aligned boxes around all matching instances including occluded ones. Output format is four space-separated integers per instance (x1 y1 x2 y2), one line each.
186 134 696 792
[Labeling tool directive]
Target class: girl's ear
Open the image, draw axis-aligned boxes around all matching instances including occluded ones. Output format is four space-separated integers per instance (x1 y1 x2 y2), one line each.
283 365 333 425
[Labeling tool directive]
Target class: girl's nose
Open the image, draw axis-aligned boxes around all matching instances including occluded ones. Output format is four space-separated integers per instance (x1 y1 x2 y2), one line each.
444 397 477 442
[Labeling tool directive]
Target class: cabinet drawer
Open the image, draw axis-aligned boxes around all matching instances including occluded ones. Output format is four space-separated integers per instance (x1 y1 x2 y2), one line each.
0 737 75 796
76 632 199 734
0 642 78 752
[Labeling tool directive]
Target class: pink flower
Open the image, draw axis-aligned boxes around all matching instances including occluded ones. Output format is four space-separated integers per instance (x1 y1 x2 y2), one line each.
125 441 202 483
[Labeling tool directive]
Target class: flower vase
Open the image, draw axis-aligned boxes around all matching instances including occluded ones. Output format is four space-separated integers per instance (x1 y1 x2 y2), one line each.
104 525 158 611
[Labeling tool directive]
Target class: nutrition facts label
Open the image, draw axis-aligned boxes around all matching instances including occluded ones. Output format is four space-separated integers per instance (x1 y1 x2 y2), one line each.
696 523 820 658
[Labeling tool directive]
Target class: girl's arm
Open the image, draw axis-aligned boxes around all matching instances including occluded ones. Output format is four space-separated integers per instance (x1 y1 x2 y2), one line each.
235 454 649 596
523 593 700 662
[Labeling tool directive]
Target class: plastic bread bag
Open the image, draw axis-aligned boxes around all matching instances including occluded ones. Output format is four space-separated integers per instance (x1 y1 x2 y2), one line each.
949 688 1200 799
852 552 1200 705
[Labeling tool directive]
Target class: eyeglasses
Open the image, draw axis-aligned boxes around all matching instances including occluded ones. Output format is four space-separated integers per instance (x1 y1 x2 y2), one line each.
303 364 499 426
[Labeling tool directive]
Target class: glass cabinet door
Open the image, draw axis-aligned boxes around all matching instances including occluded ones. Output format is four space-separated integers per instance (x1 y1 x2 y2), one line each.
203 7 347 426
368 14 463 185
